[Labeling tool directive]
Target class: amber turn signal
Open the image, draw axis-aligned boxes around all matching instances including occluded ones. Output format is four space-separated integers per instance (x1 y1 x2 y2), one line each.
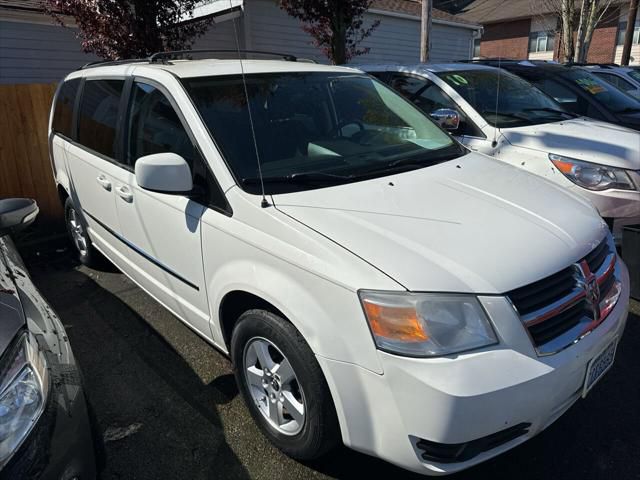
362 300 429 342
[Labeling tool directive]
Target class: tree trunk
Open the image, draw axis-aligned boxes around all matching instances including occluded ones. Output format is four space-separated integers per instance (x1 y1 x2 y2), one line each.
134 0 162 57
331 9 347 64
578 0 599 62
561 0 575 62
621 0 638 65
574 0 588 63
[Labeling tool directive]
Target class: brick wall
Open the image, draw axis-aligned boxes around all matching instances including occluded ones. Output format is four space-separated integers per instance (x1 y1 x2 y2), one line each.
479 8 622 63
586 7 620 63
479 19 531 59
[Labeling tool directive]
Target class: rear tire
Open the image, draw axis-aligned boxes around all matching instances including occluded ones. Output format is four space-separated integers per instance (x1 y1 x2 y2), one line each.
231 309 340 460
64 198 100 267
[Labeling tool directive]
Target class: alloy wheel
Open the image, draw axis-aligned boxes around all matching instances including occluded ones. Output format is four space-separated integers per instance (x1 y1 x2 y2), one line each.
67 208 88 256
243 337 306 436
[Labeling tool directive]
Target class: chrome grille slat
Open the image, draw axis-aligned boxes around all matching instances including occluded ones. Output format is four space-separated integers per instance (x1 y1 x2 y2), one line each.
509 269 575 315
521 287 585 325
527 301 587 344
585 239 609 272
507 236 619 356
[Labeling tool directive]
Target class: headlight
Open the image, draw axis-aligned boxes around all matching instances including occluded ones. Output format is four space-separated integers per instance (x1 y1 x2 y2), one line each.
0 333 48 468
359 291 498 357
549 154 636 191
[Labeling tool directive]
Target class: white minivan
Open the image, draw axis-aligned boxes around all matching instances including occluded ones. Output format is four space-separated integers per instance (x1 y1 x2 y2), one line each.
361 63 640 242
49 55 630 476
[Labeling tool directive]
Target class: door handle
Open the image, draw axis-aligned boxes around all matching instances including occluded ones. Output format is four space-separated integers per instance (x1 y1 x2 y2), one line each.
96 175 112 191
116 185 133 203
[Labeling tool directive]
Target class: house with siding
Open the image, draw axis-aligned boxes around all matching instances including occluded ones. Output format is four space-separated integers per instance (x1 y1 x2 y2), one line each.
459 0 640 65
0 0 480 84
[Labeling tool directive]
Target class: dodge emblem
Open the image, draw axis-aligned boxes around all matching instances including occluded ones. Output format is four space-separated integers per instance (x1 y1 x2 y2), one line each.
575 260 601 321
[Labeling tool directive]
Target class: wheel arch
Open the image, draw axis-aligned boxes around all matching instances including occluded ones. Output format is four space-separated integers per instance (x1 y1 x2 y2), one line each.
57 183 70 207
218 290 286 351
207 259 382 374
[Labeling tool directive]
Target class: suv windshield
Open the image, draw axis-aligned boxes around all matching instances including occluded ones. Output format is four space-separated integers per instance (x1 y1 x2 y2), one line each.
183 72 464 194
437 69 572 128
558 68 640 113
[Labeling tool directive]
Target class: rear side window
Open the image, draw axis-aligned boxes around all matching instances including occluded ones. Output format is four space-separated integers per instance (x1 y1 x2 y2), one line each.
594 72 635 92
52 79 80 138
78 79 125 158
531 78 592 117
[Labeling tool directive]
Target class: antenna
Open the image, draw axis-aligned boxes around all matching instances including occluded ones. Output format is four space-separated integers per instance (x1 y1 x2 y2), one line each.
229 0 269 208
492 55 501 148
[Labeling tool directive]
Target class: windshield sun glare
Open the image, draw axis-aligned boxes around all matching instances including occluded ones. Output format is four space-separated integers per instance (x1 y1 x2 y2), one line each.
183 72 464 194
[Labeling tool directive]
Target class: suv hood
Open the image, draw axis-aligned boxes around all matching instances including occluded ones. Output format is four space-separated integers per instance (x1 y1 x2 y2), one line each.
273 154 607 293
501 118 640 170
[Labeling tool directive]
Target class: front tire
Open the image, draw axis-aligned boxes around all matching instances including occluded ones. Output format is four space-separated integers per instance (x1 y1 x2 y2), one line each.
64 198 100 267
231 310 340 460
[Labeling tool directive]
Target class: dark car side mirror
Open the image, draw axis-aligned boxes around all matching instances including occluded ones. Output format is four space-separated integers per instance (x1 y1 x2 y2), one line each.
0 198 39 236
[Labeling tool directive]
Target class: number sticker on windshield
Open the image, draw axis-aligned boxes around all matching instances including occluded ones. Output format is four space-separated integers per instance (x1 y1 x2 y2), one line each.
576 78 606 95
446 74 469 86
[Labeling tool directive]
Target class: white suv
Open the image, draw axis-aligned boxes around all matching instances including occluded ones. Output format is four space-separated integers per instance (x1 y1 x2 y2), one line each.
360 63 640 242
49 55 630 476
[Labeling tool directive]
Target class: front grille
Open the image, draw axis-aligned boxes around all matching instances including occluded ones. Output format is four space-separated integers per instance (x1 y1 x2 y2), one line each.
507 236 619 355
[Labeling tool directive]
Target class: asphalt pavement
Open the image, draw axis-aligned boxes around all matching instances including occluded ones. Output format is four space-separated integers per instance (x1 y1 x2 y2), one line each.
20 238 640 480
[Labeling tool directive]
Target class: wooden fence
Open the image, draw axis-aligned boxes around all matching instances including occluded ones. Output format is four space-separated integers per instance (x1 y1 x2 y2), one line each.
0 83 62 225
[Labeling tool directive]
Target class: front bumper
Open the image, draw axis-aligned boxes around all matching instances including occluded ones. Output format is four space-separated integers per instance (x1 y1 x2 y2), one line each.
1 355 97 480
318 264 630 476
566 175 640 242
0 236 97 480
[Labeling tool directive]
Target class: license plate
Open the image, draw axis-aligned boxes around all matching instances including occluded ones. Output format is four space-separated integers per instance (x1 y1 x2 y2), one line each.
582 338 617 397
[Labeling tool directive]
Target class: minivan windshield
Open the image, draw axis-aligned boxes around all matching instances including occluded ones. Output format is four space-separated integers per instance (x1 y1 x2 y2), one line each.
558 68 640 114
437 69 573 128
183 72 465 194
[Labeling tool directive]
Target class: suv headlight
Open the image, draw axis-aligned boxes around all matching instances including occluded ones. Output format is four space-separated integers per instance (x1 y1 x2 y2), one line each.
359 291 498 357
549 154 636 191
0 333 48 468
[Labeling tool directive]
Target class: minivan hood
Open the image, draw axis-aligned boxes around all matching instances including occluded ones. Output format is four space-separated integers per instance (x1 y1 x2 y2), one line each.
273 154 607 293
501 118 640 170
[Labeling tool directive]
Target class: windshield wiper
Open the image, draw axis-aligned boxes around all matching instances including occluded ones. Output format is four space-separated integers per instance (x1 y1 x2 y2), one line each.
615 107 640 114
242 171 353 185
480 110 530 122
522 107 577 117
387 149 463 169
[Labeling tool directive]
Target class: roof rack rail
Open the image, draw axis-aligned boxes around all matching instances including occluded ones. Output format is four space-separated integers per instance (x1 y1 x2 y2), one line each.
565 62 620 68
78 49 315 71
457 58 524 64
148 49 307 63
80 58 148 70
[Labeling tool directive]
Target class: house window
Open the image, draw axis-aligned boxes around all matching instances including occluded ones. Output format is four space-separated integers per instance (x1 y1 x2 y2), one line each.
529 31 555 53
616 21 640 45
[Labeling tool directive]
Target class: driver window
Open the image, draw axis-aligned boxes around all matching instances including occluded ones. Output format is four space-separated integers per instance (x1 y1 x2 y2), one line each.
389 74 483 137
127 81 228 211
127 82 196 168
532 78 592 117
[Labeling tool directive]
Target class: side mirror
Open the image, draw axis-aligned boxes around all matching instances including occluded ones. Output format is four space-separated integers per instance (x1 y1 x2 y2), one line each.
0 198 39 236
430 108 460 131
135 153 193 194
